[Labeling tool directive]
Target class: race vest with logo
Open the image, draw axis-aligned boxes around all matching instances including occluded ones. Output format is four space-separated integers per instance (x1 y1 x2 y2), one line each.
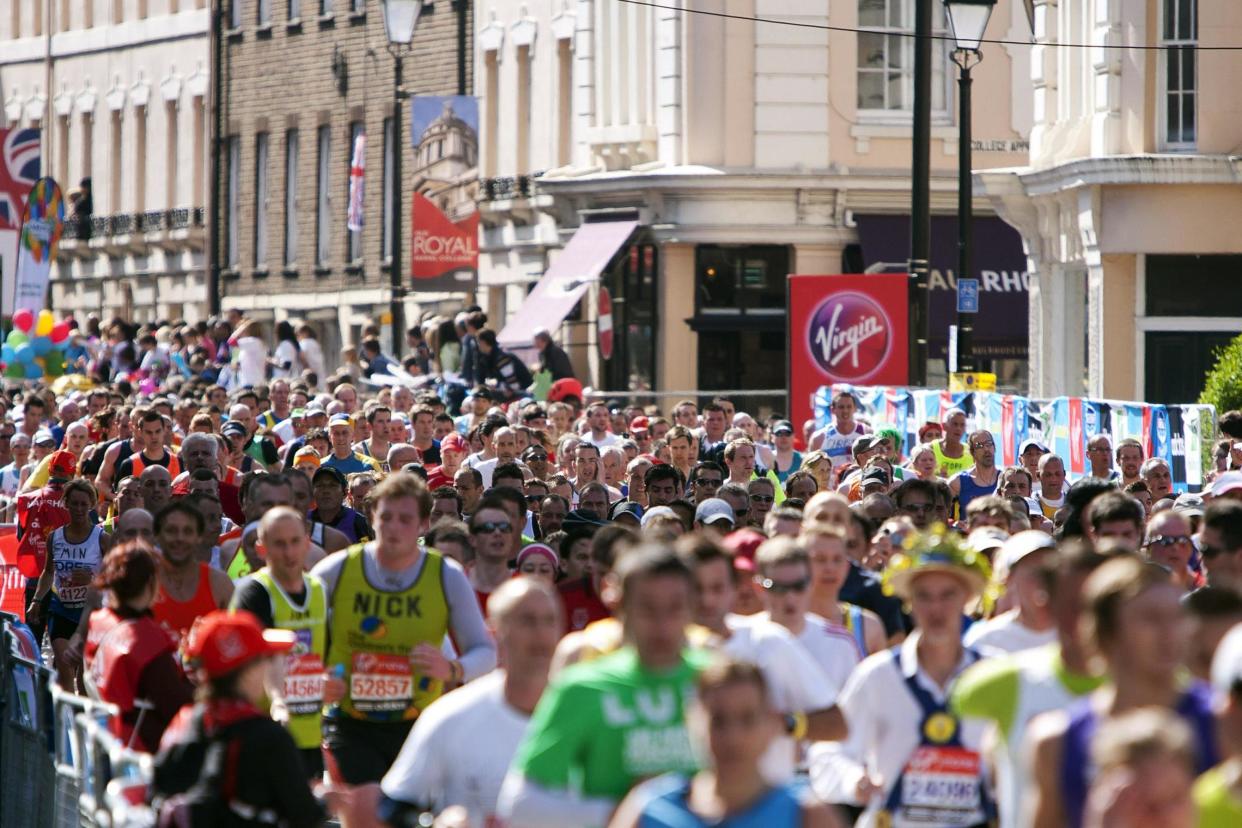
48 524 105 620
883 647 992 828
932 441 973 478
325 544 450 722
130 450 181 479
250 569 329 749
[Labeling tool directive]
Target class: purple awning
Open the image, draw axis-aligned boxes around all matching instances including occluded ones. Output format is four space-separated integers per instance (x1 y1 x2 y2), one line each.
497 220 638 351
854 214 1030 359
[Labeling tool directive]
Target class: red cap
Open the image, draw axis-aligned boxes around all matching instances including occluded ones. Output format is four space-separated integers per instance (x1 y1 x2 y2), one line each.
721 528 766 562
547 378 584 404
629 416 650 434
440 432 468 454
48 450 78 480
186 610 295 679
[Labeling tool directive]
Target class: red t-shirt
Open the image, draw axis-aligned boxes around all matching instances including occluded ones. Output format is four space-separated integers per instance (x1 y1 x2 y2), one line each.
558 577 610 633
425 466 451 491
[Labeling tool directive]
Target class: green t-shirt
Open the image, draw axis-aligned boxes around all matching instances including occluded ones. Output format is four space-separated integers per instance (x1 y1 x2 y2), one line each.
1196 765 1242 828
513 646 710 801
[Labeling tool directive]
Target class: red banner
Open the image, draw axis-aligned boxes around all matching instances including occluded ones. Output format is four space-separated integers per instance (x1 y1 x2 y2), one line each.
410 191 478 291
788 274 909 437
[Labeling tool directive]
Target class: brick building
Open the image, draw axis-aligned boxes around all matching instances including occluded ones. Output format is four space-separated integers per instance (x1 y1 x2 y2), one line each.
217 0 471 372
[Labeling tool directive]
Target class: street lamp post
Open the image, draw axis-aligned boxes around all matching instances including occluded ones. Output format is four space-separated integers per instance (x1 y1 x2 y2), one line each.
944 0 996 374
381 0 423 359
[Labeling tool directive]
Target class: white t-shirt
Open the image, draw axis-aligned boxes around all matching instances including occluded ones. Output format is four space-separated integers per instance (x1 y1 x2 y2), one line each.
272 340 300 379
234 336 267 388
812 422 868 469
381 671 529 828
299 338 325 387
580 431 621 449
724 614 838 784
779 612 865 691
963 609 1057 655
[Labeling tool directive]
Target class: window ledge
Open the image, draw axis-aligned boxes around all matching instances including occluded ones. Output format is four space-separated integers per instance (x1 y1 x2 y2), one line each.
286 18 303 31
348 10 366 23
314 265 332 276
226 26 243 40
345 263 364 276
317 12 335 26
282 267 299 278
380 258 393 274
255 22 273 37
222 268 240 280
851 120 957 154
253 267 270 278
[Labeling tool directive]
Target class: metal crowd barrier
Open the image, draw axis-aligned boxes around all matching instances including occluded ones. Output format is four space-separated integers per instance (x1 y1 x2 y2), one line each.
0 612 155 828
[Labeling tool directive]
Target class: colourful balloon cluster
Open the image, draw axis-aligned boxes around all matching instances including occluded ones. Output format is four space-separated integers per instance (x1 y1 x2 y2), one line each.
3 309 71 380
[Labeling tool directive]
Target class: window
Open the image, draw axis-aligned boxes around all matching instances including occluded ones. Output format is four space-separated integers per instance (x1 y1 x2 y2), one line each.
556 38 573 167
346 121 362 263
230 0 242 28
284 128 299 266
259 0 271 25
318 0 329 15
133 107 146 213
192 98 205 206
350 0 362 12
381 117 394 262
856 0 948 117
289 0 300 19
57 115 70 190
80 114 93 182
254 132 270 268
226 135 240 267
316 124 330 265
1160 0 1196 149
165 102 178 208
109 112 122 214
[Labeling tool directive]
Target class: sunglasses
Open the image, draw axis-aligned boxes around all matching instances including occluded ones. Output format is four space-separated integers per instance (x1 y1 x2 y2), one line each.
470 520 512 535
1200 543 1230 560
749 494 775 504
695 478 722 487
524 453 548 462
525 494 545 504
1145 534 1191 548
902 502 935 514
758 577 810 595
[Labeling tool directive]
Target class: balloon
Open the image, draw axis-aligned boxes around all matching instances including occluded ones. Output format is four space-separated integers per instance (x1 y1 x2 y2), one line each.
25 361 43 380
35 310 53 338
15 344 33 364
31 336 52 357
4 363 24 379
6 329 26 347
50 321 70 344
43 350 64 377
1 345 14 363
12 309 33 333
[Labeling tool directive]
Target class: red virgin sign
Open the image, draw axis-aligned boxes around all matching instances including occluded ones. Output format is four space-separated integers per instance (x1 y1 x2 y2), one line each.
788 274 909 437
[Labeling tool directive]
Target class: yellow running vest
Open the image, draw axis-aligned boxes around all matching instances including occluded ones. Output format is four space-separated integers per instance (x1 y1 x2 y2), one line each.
932 440 973 478
325 545 450 721
250 570 328 750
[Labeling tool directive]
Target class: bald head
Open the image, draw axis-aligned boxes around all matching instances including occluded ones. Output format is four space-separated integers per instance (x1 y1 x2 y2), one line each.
140 465 172 512
114 508 155 545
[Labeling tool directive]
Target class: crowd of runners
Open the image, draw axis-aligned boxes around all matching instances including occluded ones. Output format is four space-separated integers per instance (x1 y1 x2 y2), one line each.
9 311 1242 827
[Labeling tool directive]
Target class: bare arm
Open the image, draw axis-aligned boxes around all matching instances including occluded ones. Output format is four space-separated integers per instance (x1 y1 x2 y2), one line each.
803 801 846 828
95 441 123 500
209 567 235 608
861 611 888 657
322 525 350 554
806 705 848 743
1026 711 1069 828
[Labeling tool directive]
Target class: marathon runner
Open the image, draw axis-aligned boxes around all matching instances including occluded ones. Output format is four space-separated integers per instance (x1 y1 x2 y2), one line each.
151 500 234 643
312 471 496 784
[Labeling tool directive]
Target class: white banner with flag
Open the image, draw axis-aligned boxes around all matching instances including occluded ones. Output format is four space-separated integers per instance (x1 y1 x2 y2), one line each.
347 132 366 232
0 127 41 315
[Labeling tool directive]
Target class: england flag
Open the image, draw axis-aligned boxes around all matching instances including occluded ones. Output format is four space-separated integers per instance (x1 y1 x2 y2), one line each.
347 132 365 232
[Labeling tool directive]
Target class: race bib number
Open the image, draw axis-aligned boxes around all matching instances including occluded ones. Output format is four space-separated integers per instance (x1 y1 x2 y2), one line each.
897 746 984 827
284 653 325 715
54 568 91 607
350 652 413 713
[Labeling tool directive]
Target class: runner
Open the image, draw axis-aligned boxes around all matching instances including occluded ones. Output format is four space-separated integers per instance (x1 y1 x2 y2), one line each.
308 466 373 544
229 506 338 779
948 430 1000 517
964 530 1058 654
809 391 868 469
1196 622 1242 824
375 578 562 827
931 409 973 478
800 523 888 657
151 500 234 644
499 546 710 827
812 526 993 828
19 449 76 643
1026 555 1219 828
29 478 111 687
312 471 496 784
610 658 842 828
115 409 181 481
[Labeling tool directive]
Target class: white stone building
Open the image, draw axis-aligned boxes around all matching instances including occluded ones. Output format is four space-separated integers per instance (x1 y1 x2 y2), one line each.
0 0 210 324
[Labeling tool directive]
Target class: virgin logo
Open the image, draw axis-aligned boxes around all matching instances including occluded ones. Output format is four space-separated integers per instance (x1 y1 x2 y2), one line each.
808 292 891 381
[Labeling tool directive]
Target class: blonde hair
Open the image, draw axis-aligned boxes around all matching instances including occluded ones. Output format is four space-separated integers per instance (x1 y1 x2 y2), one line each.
370 470 432 520
1091 707 1194 775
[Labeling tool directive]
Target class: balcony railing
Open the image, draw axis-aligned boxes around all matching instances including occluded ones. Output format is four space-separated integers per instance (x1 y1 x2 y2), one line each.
480 171 545 202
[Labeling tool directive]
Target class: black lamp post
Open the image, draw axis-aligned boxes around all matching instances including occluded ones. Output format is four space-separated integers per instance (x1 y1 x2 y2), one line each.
944 0 996 373
381 0 422 359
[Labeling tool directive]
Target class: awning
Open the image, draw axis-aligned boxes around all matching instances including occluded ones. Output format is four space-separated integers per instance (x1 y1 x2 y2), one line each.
854 214 1030 359
497 220 638 351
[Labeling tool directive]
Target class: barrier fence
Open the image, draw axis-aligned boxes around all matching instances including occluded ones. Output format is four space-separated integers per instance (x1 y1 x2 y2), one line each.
0 612 154 828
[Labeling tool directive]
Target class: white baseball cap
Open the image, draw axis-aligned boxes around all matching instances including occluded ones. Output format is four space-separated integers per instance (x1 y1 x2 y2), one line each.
998 530 1057 574
1211 623 1242 697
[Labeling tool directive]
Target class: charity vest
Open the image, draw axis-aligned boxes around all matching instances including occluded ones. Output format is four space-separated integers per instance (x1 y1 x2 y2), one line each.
325 544 450 722
883 647 993 828
48 525 106 620
250 569 328 749
932 441 973 478
130 450 181 478
15 484 68 578
87 607 178 752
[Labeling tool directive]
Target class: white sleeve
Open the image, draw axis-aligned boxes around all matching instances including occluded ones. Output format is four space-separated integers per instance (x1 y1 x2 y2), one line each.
496 773 614 828
758 629 838 713
807 663 875 805
380 707 446 808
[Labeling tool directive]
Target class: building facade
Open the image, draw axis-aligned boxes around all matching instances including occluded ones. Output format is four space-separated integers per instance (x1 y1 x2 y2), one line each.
980 0 1238 406
479 0 1034 410
217 0 471 374
0 0 211 323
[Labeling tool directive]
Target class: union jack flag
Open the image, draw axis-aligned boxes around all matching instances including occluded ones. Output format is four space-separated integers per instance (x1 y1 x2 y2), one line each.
0 127 40 230
347 132 366 232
